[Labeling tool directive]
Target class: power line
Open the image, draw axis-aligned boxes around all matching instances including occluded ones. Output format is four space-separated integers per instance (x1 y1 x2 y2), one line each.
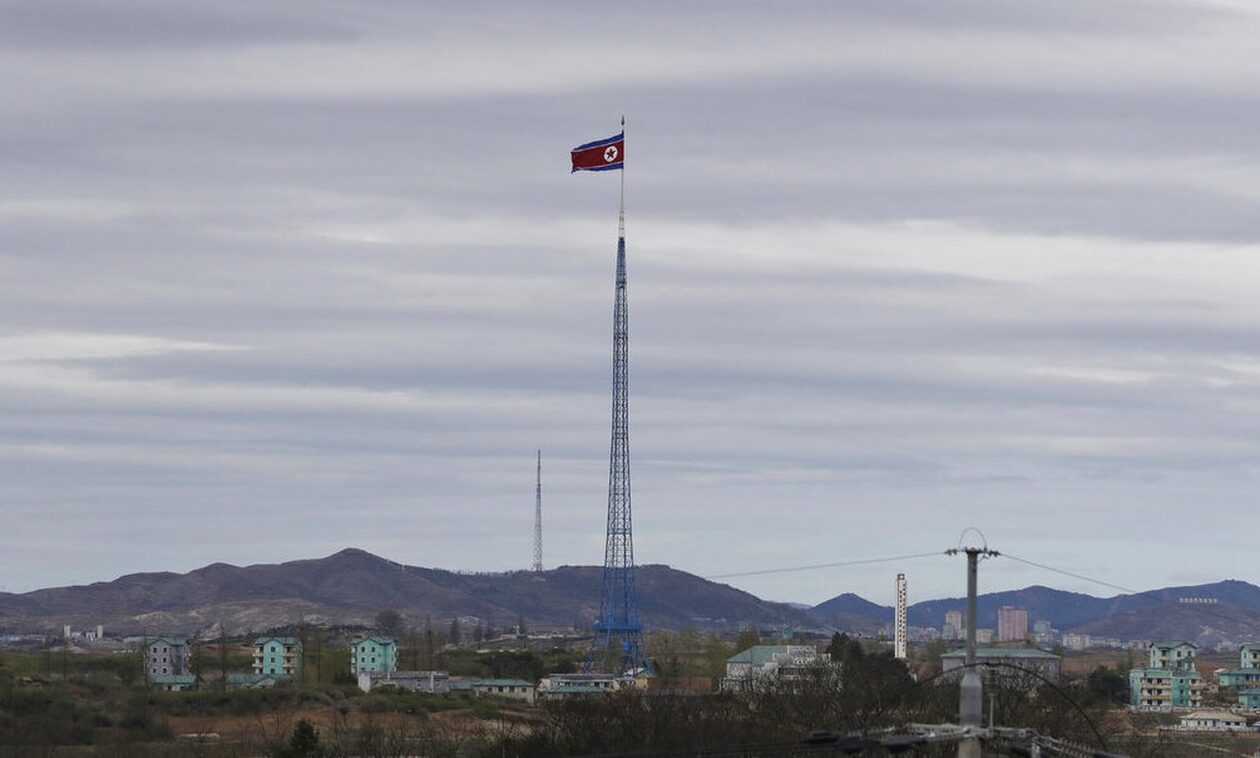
1000 552 1138 595
705 551 946 580
1000 550 1260 638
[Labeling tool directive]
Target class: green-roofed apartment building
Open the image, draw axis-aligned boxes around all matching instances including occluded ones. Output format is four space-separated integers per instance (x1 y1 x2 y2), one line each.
350 637 397 675
253 636 302 677
1217 643 1260 690
1239 688 1260 709
1130 641 1204 710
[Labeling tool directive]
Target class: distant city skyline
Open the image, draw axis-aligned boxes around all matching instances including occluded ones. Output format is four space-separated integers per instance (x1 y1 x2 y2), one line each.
4 1 1260 606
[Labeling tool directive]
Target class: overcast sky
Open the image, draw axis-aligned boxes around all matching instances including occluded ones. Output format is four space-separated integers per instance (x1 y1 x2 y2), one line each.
3 0 1260 607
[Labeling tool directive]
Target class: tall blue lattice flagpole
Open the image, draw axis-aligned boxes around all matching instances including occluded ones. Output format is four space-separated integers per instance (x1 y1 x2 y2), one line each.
585 117 644 674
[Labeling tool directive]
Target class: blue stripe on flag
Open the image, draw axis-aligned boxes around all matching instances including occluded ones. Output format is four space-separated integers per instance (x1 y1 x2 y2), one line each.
571 132 624 152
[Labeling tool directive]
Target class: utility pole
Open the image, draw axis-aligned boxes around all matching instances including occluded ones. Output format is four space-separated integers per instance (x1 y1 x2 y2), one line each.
946 544 999 758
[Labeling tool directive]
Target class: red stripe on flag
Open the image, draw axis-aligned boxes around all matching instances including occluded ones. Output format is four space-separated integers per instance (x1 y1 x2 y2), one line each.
571 138 624 172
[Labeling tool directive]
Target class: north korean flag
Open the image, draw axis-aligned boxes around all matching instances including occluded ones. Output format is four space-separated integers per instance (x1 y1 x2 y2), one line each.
571 132 624 172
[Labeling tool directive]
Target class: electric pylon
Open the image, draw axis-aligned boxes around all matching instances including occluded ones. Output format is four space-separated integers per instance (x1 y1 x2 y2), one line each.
533 449 543 573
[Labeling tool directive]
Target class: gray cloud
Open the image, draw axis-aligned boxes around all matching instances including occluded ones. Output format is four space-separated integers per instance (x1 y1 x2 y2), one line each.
1 0 359 49
2 0 1259 608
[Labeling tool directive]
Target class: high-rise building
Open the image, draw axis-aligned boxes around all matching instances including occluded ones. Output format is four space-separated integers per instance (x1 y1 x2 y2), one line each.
944 610 964 640
998 606 1029 642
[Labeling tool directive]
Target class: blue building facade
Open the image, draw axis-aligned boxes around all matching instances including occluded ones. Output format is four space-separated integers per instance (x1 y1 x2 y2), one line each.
1130 641 1203 710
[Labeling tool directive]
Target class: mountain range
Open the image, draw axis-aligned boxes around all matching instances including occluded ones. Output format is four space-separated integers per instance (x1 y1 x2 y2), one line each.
2 548 1259 646
809 580 1260 646
0 549 811 636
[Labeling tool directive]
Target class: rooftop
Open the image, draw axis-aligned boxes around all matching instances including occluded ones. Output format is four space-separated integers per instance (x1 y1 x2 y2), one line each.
726 645 822 665
1182 710 1246 722
1217 668 1260 675
226 673 280 684
942 647 1059 660
367 670 448 680
549 684 610 694
1131 667 1202 677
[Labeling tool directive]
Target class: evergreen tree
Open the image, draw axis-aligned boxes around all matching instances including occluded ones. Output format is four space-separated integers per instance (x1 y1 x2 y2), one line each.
425 616 435 669
734 628 760 654
217 627 228 690
313 628 324 684
191 639 203 685
375 609 405 639
285 719 320 757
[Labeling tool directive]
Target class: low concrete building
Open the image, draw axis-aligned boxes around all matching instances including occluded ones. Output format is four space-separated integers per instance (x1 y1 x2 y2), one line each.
539 672 634 698
471 678 535 703
723 645 829 690
543 672 626 691
226 673 283 689
1179 710 1249 731
940 647 1061 680
150 673 197 691
358 670 450 694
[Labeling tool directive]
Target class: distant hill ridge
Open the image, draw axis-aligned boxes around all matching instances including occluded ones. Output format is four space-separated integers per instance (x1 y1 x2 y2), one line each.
2 549 1257 645
0 548 811 636
809 579 1260 646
